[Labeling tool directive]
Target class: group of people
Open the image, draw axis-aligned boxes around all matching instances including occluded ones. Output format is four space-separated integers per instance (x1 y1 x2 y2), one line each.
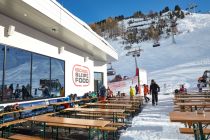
3 83 32 100
130 79 160 106
98 85 114 101
98 79 160 106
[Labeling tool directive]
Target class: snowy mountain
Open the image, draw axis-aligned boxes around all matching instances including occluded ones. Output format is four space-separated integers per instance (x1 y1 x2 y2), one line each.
107 13 210 92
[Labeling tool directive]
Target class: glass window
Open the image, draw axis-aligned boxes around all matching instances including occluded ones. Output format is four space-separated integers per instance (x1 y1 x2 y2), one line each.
0 45 65 103
4 47 31 102
0 45 4 102
51 58 65 97
32 54 50 99
94 72 104 93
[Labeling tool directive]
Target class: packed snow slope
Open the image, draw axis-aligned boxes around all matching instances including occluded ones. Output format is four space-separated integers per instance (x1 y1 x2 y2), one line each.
108 13 210 92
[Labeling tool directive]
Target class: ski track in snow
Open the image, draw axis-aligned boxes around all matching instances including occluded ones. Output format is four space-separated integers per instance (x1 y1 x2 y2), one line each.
119 94 194 140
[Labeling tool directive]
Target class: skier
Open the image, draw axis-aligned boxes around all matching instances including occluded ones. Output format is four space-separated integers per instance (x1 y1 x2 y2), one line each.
150 80 160 106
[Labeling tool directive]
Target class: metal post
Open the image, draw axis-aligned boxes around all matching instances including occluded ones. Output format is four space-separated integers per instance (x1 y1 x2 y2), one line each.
126 47 142 93
134 56 138 69
134 55 140 93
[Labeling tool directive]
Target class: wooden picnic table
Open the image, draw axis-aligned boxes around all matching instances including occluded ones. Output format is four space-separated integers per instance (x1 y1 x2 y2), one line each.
86 103 132 109
50 101 79 106
64 108 125 122
170 111 210 140
50 97 98 106
175 94 210 98
175 97 210 101
110 96 143 99
106 100 141 109
0 105 48 117
176 102 210 112
175 98 210 104
64 108 124 114
80 97 98 102
0 138 9 140
26 115 110 139
109 97 143 103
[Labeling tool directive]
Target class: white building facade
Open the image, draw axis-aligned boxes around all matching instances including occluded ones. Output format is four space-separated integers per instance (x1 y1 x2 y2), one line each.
0 0 118 105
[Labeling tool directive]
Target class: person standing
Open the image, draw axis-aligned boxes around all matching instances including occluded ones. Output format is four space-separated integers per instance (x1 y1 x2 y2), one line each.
135 85 138 95
107 87 113 98
99 85 106 102
143 84 150 102
150 80 160 106
129 86 135 99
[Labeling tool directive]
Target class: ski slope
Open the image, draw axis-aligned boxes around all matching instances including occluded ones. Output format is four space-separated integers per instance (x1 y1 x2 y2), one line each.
108 13 210 92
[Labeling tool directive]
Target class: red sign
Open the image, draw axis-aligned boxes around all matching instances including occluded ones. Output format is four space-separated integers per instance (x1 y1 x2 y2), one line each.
72 64 90 87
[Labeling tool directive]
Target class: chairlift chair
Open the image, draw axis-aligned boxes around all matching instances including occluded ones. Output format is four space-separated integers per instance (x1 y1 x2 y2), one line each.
153 42 160 47
107 63 116 76
107 68 116 76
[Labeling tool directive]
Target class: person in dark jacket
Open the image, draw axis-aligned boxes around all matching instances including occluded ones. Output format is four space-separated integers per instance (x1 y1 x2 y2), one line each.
99 85 106 102
22 85 29 100
150 79 160 106
135 85 139 95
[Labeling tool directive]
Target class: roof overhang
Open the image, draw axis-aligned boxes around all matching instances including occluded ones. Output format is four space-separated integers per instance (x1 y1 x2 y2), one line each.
0 0 118 62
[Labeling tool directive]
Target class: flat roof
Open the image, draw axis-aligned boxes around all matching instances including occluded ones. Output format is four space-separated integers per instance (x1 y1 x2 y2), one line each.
0 0 118 62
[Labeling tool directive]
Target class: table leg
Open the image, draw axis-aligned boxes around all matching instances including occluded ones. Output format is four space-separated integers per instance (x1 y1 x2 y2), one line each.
198 122 205 140
43 122 46 139
56 126 58 139
113 113 115 123
195 105 197 111
192 124 199 140
88 127 91 140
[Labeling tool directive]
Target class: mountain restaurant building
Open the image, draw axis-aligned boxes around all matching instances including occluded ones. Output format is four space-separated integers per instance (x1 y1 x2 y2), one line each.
0 0 118 105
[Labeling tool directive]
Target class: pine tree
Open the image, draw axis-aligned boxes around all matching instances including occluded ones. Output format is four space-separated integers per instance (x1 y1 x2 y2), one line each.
175 5 181 12
165 6 170 12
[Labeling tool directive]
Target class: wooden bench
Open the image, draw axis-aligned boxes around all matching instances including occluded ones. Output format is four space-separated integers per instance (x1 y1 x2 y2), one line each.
179 128 210 134
75 113 126 120
107 122 125 128
0 119 27 128
46 122 118 139
46 122 117 131
79 104 88 108
8 134 44 140
99 126 117 132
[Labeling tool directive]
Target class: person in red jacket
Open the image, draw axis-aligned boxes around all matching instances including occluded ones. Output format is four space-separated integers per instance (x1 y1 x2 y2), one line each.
179 85 187 93
143 84 150 102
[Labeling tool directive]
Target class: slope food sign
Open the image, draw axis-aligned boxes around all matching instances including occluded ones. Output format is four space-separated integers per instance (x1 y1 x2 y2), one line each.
72 64 90 86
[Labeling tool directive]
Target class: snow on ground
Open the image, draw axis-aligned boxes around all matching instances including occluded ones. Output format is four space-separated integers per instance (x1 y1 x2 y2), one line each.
108 13 210 92
120 94 194 140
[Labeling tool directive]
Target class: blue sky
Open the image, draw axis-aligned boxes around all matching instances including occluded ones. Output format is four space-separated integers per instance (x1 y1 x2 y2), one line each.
57 0 210 24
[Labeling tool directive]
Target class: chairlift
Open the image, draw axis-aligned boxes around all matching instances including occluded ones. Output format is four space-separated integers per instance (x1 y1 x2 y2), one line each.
153 42 160 47
107 63 116 76
107 68 116 76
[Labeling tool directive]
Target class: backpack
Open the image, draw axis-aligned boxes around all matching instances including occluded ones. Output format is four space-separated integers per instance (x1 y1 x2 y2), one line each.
4 105 13 112
174 89 179 94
